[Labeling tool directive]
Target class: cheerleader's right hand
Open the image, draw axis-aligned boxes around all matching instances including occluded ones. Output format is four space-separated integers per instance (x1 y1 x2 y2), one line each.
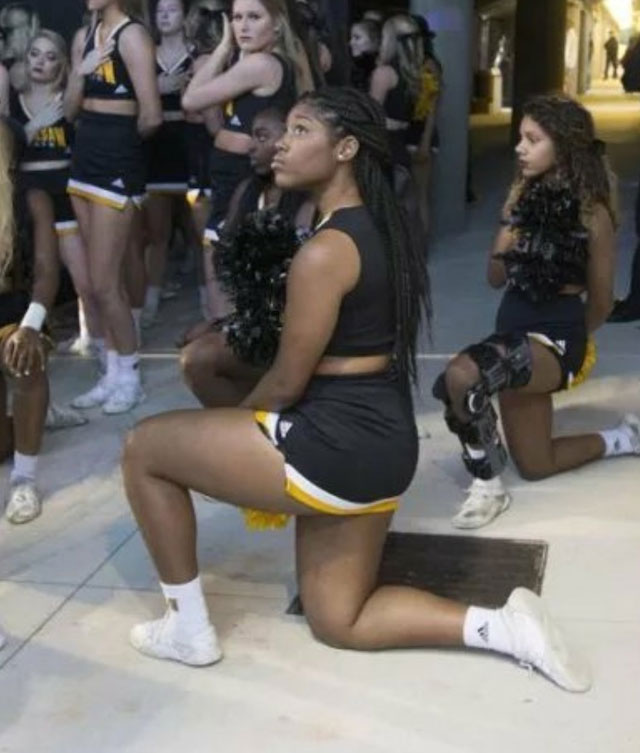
78 40 115 77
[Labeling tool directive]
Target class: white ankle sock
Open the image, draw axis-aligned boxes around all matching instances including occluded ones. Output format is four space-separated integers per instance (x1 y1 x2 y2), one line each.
463 605 515 655
600 426 636 457
10 452 38 484
160 576 211 638
144 286 161 313
118 353 140 385
105 349 119 385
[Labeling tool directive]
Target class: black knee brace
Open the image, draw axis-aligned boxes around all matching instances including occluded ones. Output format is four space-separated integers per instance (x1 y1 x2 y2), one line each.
432 334 531 480
433 373 507 479
463 334 533 414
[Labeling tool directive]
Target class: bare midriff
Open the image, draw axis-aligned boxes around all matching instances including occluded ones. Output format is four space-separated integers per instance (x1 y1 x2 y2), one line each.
214 128 252 154
314 354 392 377
83 97 138 116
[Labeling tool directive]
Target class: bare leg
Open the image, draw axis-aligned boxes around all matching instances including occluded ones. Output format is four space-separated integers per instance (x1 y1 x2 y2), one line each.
8 370 49 456
296 514 466 650
58 231 102 339
445 339 607 481
144 194 173 293
0 373 13 461
180 332 263 408
86 202 137 354
122 408 467 645
123 209 146 312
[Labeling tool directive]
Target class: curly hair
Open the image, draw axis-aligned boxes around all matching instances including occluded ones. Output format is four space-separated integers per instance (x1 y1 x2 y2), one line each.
507 94 618 227
298 87 431 383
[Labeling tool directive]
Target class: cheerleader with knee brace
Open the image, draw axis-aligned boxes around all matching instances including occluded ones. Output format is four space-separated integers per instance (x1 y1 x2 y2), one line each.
434 95 639 529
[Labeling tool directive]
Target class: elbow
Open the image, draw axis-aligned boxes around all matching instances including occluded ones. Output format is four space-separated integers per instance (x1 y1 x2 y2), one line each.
181 91 198 114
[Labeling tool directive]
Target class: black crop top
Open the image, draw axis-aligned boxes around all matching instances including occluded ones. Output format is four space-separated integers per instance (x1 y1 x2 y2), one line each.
383 64 414 124
223 53 296 137
318 206 395 357
9 90 73 169
156 51 192 117
83 18 140 101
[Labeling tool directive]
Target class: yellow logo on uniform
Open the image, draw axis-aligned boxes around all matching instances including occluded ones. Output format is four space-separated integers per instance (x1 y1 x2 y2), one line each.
35 125 67 149
95 59 116 85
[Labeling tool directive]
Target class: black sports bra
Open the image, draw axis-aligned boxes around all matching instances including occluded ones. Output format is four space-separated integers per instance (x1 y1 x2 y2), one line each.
317 206 395 357
222 53 296 137
83 18 140 101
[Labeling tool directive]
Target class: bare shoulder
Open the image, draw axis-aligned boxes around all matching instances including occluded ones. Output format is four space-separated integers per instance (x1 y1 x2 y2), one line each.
371 65 397 87
120 20 153 48
292 229 360 287
588 202 615 238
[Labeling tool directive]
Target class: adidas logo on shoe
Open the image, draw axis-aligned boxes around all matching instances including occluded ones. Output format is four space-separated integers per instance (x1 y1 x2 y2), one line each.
477 621 490 643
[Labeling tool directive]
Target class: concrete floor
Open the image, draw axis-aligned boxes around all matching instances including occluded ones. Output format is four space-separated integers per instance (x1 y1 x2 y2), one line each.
1 82 639 751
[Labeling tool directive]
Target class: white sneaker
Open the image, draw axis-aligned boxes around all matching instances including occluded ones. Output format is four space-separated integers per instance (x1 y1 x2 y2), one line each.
5 481 42 524
503 588 591 693
57 334 92 356
621 414 640 454
130 611 222 667
452 476 512 529
102 381 146 415
45 402 88 431
71 377 114 409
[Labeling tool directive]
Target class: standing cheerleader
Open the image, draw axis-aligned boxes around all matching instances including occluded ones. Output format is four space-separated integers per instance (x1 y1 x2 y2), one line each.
349 18 381 93
65 0 162 415
11 30 102 358
121 88 590 694
434 95 639 529
182 0 306 244
141 0 192 327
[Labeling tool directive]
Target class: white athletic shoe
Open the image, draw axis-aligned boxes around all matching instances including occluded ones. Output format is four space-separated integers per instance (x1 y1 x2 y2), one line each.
140 307 158 329
621 414 640 454
130 612 222 667
45 402 88 431
102 382 146 415
5 481 42 524
503 588 591 693
57 334 93 357
452 476 512 529
71 378 114 409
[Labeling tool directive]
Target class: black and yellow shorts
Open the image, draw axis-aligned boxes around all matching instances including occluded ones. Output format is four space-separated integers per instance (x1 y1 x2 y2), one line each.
255 370 419 515
20 167 79 236
68 111 146 210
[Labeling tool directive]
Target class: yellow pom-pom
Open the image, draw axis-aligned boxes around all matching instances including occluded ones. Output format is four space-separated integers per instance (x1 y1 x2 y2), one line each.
414 69 440 121
569 337 597 389
242 508 291 531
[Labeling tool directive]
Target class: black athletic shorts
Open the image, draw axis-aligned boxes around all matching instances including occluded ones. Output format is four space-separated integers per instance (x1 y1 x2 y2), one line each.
496 289 588 389
68 111 146 209
19 167 78 235
204 147 251 243
255 369 419 514
146 117 189 194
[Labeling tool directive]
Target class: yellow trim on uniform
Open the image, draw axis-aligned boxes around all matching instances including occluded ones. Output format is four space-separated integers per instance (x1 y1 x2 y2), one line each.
286 478 399 516
67 184 125 210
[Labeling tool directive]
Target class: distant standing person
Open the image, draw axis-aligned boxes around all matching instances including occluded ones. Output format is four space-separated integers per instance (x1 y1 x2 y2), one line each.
604 31 619 80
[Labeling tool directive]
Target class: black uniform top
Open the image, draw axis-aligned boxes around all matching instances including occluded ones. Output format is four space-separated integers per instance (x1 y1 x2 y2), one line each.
222 53 296 137
317 206 395 358
156 50 192 119
9 89 73 169
83 18 141 101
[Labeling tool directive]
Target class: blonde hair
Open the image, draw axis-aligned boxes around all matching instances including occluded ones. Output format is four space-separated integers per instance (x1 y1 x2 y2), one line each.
0 121 14 282
234 0 313 95
380 14 424 99
27 30 70 92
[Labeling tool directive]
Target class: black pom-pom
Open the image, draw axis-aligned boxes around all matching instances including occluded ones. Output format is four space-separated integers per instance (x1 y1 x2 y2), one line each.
213 209 310 366
503 180 589 302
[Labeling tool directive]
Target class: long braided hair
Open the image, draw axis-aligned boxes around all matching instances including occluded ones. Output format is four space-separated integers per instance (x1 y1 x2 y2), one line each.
299 87 431 383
